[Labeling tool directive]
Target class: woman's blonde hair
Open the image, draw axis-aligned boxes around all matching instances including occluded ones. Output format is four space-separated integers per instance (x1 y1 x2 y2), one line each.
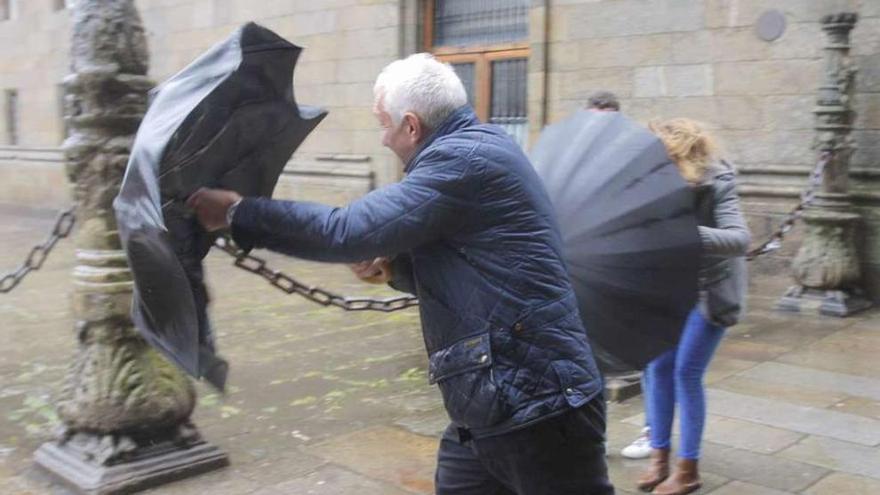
649 118 719 183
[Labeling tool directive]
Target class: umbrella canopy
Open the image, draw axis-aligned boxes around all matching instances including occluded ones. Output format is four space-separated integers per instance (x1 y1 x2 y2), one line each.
114 23 327 390
531 110 701 369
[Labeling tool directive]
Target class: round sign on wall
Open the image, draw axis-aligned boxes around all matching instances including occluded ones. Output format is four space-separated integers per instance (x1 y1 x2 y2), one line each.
757 9 787 42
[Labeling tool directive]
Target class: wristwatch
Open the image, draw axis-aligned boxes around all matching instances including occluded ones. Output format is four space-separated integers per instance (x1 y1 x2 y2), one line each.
225 198 242 228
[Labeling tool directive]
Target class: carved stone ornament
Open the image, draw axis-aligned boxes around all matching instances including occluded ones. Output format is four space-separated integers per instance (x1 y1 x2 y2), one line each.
35 2 227 493
778 12 871 317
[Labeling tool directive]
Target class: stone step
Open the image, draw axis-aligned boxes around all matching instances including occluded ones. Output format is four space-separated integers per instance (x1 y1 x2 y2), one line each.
739 362 880 401
707 389 880 446
779 435 880 481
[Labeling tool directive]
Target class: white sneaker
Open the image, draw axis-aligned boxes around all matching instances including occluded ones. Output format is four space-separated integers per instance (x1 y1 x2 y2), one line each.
620 427 651 459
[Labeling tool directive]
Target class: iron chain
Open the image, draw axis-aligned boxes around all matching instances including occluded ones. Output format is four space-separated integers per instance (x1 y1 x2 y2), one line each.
2 155 826 297
219 148 831 307
746 151 830 261
214 236 420 312
0 205 77 293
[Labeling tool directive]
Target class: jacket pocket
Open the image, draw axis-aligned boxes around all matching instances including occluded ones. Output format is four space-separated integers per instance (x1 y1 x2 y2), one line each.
429 333 507 429
699 257 746 327
551 360 592 408
699 259 730 289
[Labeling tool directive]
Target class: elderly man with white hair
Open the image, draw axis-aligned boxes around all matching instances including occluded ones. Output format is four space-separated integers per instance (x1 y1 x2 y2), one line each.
188 53 614 495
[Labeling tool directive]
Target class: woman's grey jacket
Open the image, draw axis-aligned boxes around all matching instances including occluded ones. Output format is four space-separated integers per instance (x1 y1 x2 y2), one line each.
695 161 752 327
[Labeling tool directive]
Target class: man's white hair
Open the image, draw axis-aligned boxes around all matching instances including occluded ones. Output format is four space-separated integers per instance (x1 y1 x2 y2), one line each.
373 53 467 130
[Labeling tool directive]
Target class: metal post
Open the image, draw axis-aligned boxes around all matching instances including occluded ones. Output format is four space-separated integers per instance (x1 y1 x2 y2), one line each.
778 13 872 316
34 2 227 493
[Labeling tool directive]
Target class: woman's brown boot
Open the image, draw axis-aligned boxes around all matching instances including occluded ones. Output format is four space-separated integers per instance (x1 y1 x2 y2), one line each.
652 458 701 495
636 449 670 492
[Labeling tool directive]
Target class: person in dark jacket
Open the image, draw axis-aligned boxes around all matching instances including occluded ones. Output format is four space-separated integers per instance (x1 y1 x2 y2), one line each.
586 90 621 112
636 118 751 495
582 91 658 462
187 53 614 495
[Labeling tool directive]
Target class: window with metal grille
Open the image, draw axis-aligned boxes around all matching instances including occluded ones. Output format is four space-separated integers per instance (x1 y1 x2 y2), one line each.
432 0 529 47
450 62 476 108
6 89 19 145
425 0 529 148
490 58 528 147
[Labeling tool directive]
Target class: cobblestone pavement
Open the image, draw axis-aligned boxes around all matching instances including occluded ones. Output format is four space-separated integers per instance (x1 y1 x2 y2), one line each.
1 204 879 494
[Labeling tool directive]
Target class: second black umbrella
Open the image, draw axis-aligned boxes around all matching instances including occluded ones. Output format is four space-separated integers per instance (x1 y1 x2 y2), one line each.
531 110 701 369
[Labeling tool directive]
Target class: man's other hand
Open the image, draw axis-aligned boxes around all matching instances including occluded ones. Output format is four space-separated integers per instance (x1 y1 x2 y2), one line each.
349 257 392 284
186 188 242 232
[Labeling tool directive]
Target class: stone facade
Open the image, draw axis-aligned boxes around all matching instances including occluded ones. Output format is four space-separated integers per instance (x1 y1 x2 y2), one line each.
137 0 420 202
0 0 878 299
0 2 70 146
539 0 880 299
0 0 420 207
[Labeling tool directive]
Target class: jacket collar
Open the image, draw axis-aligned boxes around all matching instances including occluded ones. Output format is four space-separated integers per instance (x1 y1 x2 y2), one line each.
404 105 479 173
696 159 735 185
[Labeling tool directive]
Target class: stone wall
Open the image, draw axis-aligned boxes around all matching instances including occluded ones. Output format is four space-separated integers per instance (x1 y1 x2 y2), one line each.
137 0 417 191
0 1 71 146
1 0 879 299
540 0 880 299
0 0 418 207
138 0 422 201
0 147 71 209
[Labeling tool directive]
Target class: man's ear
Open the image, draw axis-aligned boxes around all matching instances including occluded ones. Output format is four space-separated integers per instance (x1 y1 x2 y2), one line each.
403 112 424 142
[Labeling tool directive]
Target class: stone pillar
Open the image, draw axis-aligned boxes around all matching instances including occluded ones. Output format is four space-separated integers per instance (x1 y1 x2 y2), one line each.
778 13 872 316
34 2 228 493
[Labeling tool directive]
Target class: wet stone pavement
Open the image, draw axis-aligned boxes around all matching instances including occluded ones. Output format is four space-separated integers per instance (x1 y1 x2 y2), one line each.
1 204 879 495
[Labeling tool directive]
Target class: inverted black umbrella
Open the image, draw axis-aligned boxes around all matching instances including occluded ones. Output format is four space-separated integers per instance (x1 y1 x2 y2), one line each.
531 110 701 369
114 23 327 390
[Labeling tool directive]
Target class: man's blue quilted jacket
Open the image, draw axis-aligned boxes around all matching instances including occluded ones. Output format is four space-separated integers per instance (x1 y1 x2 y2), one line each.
232 106 603 437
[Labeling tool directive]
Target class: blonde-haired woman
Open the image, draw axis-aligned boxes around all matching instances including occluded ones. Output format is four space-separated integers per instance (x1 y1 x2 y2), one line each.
636 119 751 495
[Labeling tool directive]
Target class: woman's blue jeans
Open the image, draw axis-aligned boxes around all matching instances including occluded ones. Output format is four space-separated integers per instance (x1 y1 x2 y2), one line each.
645 307 725 460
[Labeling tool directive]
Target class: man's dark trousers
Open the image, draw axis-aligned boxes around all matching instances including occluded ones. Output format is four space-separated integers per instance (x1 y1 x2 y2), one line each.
436 396 615 495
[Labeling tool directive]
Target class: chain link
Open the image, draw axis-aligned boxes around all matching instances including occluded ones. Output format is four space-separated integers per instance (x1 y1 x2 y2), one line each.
214 236 420 312
746 151 830 261
0 205 76 293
